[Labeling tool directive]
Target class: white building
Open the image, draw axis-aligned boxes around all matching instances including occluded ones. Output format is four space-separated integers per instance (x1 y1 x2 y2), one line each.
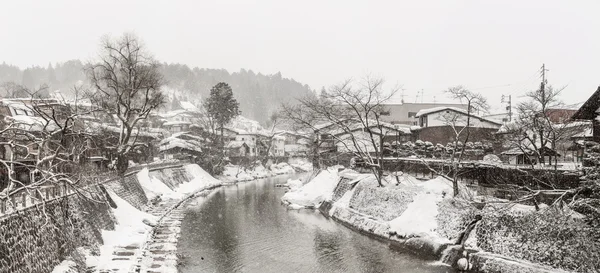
416 107 501 129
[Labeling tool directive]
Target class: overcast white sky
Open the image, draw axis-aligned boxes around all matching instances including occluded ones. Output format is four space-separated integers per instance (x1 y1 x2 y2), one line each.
1 0 599 111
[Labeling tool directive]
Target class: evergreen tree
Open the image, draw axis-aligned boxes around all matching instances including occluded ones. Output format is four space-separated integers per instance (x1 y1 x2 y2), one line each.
204 82 240 151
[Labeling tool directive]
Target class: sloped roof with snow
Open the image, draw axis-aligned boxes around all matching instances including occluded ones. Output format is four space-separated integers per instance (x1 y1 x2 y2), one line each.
159 133 203 153
179 101 199 112
416 106 501 125
163 120 192 126
572 86 600 120
415 106 470 117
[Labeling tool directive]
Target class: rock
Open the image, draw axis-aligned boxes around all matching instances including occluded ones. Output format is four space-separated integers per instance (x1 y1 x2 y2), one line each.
457 257 470 271
143 218 157 227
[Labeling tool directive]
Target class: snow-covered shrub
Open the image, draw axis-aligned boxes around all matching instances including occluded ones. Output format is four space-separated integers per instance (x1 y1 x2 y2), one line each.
435 198 479 242
348 182 419 221
476 207 600 272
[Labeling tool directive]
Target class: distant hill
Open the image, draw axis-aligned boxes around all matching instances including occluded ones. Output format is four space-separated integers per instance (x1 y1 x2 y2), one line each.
0 61 314 125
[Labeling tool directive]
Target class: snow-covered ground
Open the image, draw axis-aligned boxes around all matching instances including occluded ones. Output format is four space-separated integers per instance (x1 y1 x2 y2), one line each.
219 160 313 183
53 163 223 273
87 190 158 272
285 168 460 243
280 166 340 208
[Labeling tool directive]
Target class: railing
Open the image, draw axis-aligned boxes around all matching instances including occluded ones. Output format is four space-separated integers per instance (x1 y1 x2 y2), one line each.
0 160 188 218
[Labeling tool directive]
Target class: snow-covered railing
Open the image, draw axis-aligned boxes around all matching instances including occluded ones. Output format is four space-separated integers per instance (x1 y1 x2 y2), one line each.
0 160 188 218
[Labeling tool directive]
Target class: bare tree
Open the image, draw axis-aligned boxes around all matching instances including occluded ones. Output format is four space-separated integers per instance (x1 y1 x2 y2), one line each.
280 76 399 187
501 85 588 190
441 86 490 196
0 82 30 98
0 88 95 196
85 33 166 174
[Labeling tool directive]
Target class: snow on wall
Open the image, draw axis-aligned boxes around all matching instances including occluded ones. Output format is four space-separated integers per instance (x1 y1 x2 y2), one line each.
281 167 340 208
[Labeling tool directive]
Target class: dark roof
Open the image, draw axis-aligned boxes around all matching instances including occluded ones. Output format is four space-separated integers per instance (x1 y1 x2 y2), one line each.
572 86 600 120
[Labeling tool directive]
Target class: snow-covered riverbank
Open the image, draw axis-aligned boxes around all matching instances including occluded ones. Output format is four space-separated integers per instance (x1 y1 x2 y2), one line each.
218 160 313 183
52 164 223 273
281 167 576 273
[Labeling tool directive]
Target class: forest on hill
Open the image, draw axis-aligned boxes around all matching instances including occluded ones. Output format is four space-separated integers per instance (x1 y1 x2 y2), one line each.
0 61 314 124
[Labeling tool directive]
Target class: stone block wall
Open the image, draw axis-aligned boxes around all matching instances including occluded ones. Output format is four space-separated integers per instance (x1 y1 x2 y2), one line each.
0 186 115 273
0 163 197 273
104 175 149 211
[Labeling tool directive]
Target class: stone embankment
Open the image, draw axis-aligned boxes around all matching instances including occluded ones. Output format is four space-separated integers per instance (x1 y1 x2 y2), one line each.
0 161 217 273
0 159 312 273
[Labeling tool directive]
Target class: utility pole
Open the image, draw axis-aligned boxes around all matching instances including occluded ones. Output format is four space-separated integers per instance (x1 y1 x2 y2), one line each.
400 88 406 104
501 94 512 122
421 89 424 103
540 63 548 104
539 63 549 164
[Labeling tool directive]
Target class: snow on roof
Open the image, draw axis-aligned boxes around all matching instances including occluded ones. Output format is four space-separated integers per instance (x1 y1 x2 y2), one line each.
416 106 501 125
94 123 162 138
4 115 59 131
163 120 192 126
159 134 203 153
158 109 193 119
223 127 249 135
329 120 412 136
415 106 470 117
179 101 199 112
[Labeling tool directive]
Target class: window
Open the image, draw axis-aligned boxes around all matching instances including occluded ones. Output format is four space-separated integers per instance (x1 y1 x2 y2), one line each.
380 111 391 116
408 112 417 118
14 109 26 116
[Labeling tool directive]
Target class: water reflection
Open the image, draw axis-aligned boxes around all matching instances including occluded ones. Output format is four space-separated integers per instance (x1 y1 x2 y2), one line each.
178 174 455 273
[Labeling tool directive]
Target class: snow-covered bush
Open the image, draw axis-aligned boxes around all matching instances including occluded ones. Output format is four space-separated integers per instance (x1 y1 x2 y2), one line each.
476 207 600 272
435 198 479 242
348 183 419 221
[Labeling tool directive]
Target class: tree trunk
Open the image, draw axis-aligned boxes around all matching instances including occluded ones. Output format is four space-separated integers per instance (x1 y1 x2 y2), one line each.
115 154 129 175
377 167 384 187
220 126 225 156
453 162 459 196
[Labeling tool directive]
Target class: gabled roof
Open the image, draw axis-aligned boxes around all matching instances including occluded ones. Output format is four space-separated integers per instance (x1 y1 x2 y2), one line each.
572 86 600 120
415 106 469 117
416 106 502 126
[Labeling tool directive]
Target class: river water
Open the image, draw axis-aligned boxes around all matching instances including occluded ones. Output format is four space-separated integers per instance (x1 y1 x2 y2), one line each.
177 174 455 273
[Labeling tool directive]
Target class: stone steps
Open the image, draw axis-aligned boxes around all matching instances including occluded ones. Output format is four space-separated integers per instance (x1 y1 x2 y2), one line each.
137 201 185 273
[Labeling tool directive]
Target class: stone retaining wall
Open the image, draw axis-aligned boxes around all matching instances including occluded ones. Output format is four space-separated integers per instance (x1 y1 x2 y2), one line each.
0 162 189 273
0 185 114 273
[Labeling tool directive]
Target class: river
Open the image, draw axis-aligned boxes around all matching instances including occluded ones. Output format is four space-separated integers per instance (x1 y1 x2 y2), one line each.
177 174 456 273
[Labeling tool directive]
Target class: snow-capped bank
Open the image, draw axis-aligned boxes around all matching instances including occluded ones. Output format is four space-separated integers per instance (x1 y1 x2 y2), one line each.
290 161 313 172
68 163 223 273
87 190 158 272
137 168 179 199
285 178 304 191
281 167 340 208
136 164 223 199
176 164 223 194
270 162 296 175
219 161 311 183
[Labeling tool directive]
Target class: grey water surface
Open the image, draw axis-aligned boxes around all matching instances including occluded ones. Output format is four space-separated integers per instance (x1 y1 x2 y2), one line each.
177 174 456 273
